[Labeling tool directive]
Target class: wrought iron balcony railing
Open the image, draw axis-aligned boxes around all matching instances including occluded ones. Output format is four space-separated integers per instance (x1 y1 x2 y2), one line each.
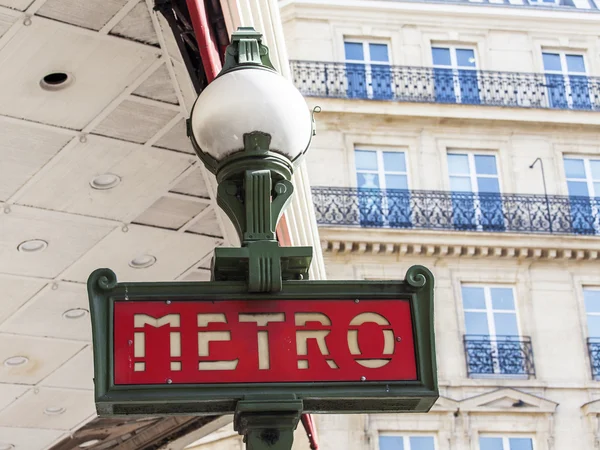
312 187 600 236
464 335 535 377
291 60 600 111
587 338 600 379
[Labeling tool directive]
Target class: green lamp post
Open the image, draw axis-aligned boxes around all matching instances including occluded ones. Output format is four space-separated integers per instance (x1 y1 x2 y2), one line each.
188 26 317 294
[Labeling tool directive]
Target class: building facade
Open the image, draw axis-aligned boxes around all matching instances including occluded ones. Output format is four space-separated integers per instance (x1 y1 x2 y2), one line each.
276 1 600 450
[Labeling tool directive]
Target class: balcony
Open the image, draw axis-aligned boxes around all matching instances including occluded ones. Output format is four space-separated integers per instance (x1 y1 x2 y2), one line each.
588 338 600 379
464 335 535 378
291 60 600 112
312 187 600 236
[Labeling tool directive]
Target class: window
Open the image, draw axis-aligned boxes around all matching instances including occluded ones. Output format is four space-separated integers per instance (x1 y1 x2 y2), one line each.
542 51 591 109
344 41 392 100
447 152 504 231
462 285 519 338
462 286 534 376
379 435 435 450
431 46 480 104
355 149 411 228
585 288 600 337
479 436 533 450
563 156 600 234
529 0 560 4
585 288 600 378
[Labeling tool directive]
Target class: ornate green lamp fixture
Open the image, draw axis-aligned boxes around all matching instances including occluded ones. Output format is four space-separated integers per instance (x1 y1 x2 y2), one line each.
188 27 316 293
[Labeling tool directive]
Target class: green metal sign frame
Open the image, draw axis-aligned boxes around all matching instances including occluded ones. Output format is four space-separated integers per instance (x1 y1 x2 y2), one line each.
88 265 438 417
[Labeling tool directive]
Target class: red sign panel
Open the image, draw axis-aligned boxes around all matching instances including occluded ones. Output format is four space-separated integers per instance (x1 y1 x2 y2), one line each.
114 299 416 385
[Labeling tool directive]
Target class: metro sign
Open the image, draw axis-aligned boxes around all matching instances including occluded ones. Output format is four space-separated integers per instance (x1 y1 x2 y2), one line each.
88 266 437 416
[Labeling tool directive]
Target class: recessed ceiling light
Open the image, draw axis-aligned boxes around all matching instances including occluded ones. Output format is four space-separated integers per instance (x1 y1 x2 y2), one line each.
44 406 66 416
40 72 73 91
90 173 121 190
0 443 15 450
63 308 88 319
129 254 157 269
17 239 48 253
3 356 29 367
79 440 101 448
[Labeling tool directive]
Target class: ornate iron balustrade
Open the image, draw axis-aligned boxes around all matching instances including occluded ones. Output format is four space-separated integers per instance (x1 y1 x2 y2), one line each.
291 60 600 111
311 187 600 236
587 338 600 379
464 335 535 377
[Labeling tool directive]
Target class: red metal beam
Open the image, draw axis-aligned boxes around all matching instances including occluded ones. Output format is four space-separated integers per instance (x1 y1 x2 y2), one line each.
185 0 222 82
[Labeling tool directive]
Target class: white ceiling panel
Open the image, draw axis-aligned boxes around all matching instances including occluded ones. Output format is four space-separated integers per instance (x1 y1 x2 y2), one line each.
0 17 159 129
170 167 211 198
0 275 47 325
0 119 72 201
0 7 19 37
134 195 208 229
187 208 223 237
0 427 64 450
0 334 84 384
154 117 195 153
0 282 91 341
0 205 116 278
0 387 94 430
0 383 29 411
16 135 193 222
93 98 179 143
40 346 93 390
62 224 219 282
110 1 158 46
133 63 179 104
0 1 31 11
36 0 129 31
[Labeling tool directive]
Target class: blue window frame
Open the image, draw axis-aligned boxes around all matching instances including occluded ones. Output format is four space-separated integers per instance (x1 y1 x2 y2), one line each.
344 41 392 100
355 149 410 228
479 436 533 450
563 156 600 234
448 152 504 231
542 52 591 110
379 435 435 450
432 46 480 105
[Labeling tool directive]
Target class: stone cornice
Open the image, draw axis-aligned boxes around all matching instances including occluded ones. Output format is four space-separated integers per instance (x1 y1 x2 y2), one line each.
319 227 600 261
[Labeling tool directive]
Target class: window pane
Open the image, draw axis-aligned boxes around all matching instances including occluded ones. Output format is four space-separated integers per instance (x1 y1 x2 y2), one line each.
509 438 533 450
462 286 486 309
355 150 378 170
585 290 600 313
409 436 435 450
477 177 500 193
494 312 519 336
432 47 451 66
479 437 503 450
456 48 476 68
450 176 472 192
594 183 600 197
465 312 490 335
542 52 562 71
357 172 380 189
590 160 600 179
369 43 389 62
448 153 470 175
385 175 408 190
379 436 404 450
587 315 600 337
566 55 586 73
564 158 586 178
567 181 589 197
345 42 364 61
491 288 515 310
383 152 406 172
474 155 498 175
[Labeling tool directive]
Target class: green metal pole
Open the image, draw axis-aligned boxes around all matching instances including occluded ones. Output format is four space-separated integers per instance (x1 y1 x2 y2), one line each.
234 398 303 450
